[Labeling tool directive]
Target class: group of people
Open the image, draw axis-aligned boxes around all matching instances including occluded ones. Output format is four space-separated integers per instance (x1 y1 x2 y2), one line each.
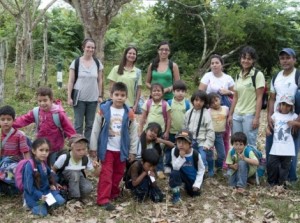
0 38 299 216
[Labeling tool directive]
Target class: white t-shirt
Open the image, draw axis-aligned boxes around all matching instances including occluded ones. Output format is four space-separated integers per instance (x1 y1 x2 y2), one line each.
200 72 235 93
107 107 125 151
54 154 94 171
270 69 298 113
270 112 297 156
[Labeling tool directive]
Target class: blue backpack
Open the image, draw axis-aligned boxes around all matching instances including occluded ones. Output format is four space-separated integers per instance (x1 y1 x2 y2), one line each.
32 107 63 133
167 99 190 111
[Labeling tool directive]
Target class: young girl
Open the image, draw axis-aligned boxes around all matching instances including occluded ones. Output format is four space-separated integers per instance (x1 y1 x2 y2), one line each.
13 87 76 165
266 94 298 187
139 84 171 178
23 138 65 216
183 90 215 176
208 93 229 176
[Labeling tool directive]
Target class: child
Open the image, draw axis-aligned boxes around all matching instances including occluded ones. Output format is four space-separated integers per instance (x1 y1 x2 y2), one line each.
207 92 229 176
23 138 65 216
136 122 174 160
139 83 171 178
89 82 138 211
13 87 76 165
0 105 30 195
166 80 191 174
169 129 205 204
266 94 298 187
53 134 100 202
225 132 259 193
125 148 164 202
183 90 215 175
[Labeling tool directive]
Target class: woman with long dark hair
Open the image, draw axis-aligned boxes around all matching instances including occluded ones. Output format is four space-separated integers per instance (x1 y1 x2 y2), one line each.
146 41 180 100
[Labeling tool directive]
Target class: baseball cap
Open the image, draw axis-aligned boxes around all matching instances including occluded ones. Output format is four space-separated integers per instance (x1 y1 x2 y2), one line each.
278 94 294 106
175 129 193 143
279 48 296 57
68 134 89 147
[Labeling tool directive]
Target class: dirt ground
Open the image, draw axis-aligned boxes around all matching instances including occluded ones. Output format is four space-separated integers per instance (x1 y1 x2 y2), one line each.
0 111 299 223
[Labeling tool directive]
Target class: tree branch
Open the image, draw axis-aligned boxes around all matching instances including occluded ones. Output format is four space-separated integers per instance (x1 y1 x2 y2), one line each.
31 0 57 30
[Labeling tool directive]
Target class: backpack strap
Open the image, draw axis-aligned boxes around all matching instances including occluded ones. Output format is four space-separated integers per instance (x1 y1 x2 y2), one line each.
169 60 174 79
187 108 194 126
251 68 259 89
161 100 168 127
146 99 152 114
295 69 300 88
33 107 39 132
93 57 100 71
52 113 62 131
195 108 204 138
59 153 71 173
192 149 199 170
1 127 16 148
185 99 190 111
134 69 141 100
174 147 179 157
74 57 80 85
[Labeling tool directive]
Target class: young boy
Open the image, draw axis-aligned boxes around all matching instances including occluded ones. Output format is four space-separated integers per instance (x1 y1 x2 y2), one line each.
0 105 30 194
207 92 229 176
183 90 215 174
226 132 259 193
53 134 100 202
169 129 205 204
165 80 191 174
90 82 138 211
125 148 164 203
13 87 76 165
266 94 298 187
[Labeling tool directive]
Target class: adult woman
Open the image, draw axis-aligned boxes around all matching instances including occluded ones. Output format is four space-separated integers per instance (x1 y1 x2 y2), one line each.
228 46 265 147
146 41 180 100
107 46 142 113
199 54 234 165
67 38 103 142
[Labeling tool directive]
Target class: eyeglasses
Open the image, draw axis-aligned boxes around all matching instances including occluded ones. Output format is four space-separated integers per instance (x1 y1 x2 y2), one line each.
158 48 170 52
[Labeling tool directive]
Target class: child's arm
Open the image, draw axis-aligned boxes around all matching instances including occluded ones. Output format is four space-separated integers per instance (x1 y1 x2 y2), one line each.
163 110 171 140
171 148 186 171
92 160 101 176
23 152 30 159
193 153 205 190
89 112 103 159
156 137 174 148
182 110 190 129
129 119 138 162
131 164 148 187
238 152 259 166
59 112 76 138
288 120 300 128
139 110 147 136
19 132 30 159
202 112 215 149
13 111 35 129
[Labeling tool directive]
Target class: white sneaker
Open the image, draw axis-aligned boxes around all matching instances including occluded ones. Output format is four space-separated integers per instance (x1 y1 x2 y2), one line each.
164 167 171 174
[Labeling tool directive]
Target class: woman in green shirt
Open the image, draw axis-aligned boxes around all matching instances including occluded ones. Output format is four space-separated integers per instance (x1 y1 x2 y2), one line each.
108 46 142 113
146 41 180 100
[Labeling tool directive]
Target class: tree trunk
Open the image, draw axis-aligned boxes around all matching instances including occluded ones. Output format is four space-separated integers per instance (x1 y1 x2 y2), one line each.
64 0 131 60
0 41 5 105
40 17 48 86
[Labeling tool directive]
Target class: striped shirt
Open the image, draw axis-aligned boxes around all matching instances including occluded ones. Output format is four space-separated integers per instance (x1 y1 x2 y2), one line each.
1 128 30 160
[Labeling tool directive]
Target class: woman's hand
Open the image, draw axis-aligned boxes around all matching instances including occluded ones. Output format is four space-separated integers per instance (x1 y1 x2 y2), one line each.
252 117 259 129
67 98 73 106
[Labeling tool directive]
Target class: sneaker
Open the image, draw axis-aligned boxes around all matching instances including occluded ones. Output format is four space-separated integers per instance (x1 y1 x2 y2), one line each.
171 192 182 204
99 202 115 211
164 167 171 174
157 171 166 179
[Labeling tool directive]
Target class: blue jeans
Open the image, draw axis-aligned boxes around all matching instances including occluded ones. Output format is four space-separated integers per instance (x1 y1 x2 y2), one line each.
198 146 214 174
232 113 258 147
265 131 300 182
229 160 249 188
31 192 65 216
73 100 98 142
214 133 225 169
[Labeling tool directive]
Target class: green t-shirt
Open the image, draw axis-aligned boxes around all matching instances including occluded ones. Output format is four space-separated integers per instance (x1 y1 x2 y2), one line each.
142 100 171 132
169 98 191 134
225 147 258 177
234 68 265 115
108 65 142 107
151 68 173 100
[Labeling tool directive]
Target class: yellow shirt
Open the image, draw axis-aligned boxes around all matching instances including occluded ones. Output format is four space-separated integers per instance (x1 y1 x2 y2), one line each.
169 98 191 134
210 106 228 132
